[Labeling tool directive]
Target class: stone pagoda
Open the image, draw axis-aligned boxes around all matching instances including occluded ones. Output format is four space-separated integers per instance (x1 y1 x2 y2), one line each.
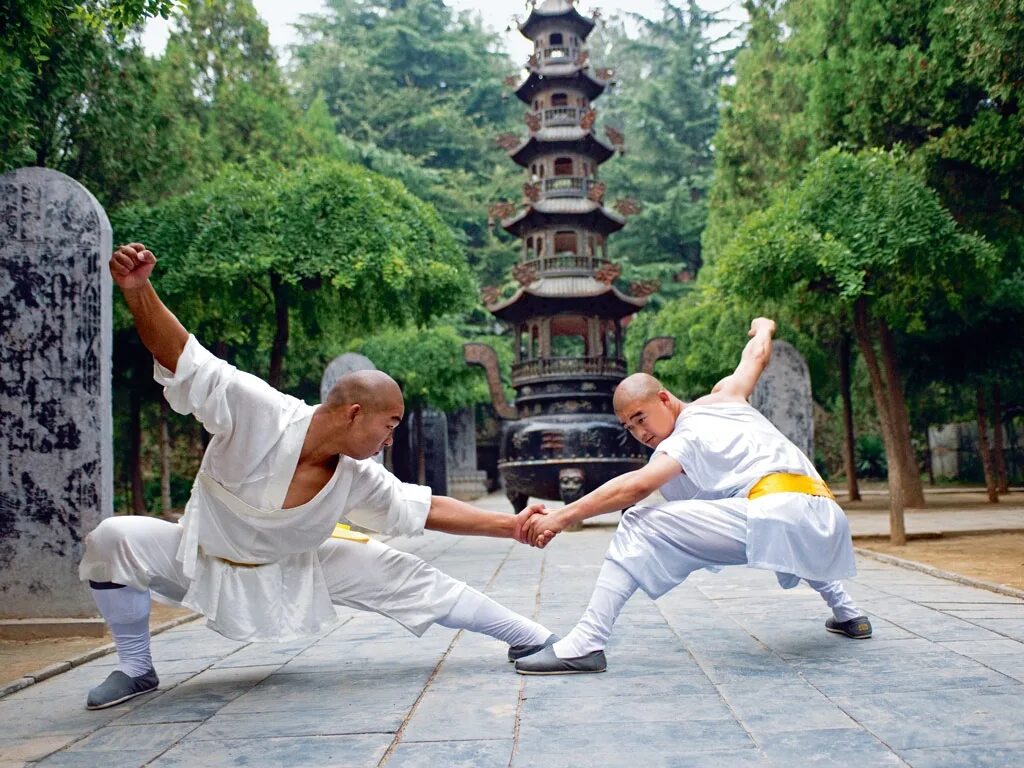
466 0 673 512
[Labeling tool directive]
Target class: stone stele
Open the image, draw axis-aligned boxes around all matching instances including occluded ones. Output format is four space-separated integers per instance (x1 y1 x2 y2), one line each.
750 340 814 461
0 167 113 618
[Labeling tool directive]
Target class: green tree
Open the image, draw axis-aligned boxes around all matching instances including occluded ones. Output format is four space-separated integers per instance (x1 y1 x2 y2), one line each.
594 2 734 300
291 0 520 283
159 0 313 168
716 149 997 543
0 6 203 207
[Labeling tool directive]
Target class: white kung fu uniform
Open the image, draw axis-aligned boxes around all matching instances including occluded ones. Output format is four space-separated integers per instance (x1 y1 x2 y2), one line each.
80 336 471 642
606 404 858 617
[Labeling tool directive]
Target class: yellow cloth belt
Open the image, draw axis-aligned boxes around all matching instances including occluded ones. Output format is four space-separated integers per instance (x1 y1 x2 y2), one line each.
748 473 835 502
331 523 371 543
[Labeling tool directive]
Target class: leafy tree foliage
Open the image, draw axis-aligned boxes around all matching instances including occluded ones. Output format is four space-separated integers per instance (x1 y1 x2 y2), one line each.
111 159 475 389
594 2 734 301
715 149 997 540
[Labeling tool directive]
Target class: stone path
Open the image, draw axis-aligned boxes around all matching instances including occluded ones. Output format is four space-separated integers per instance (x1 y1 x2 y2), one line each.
3 525 1024 767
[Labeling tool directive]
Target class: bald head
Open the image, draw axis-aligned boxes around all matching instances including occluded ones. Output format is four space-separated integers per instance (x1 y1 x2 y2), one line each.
325 369 404 414
613 373 665 415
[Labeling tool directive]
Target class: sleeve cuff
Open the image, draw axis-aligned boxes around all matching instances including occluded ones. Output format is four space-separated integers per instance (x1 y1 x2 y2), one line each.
393 483 432 537
153 335 215 386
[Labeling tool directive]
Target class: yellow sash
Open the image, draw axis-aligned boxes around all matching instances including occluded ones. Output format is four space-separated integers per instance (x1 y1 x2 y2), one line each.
748 473 835 502
331 523 371 543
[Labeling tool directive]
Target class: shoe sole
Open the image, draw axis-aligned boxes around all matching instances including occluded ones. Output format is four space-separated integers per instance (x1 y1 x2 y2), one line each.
515 667 607 676
825 626 872 639
86 684 159 710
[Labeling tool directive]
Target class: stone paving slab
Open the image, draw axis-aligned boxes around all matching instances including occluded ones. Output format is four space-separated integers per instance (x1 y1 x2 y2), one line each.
2 525 1023 767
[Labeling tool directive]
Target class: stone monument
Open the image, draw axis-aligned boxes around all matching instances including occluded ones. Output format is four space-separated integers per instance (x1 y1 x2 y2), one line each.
320 352 377 403
0 168 113 622
750 340 814 460
446 408 488 500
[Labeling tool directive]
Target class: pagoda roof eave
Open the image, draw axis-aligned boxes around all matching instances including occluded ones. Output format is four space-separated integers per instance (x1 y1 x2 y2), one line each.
514 69 607 104
519 1 596 41
489 282 646 322
502 201 626 237
510 131 615 166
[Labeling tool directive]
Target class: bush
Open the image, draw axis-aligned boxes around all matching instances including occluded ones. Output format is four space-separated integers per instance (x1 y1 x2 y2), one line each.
855 434 888 479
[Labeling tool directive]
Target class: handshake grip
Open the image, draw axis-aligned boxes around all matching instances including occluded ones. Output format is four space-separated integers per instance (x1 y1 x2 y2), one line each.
513 504 561 549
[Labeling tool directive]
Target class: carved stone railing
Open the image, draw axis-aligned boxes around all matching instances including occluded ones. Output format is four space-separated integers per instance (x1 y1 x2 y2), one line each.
520 254 612 276
512 356 627 383
542 106 582 127
540 46 579 64
542 176 596 199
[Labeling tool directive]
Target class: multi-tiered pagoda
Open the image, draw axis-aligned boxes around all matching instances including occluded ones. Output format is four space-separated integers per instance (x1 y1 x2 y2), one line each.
466 0 673 512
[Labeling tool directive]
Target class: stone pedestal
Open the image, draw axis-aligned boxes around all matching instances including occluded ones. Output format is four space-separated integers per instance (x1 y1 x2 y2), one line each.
0 168 112 619
750 340 814 461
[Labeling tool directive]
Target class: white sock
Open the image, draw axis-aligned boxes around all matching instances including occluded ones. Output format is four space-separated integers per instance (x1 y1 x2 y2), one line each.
436 586 551 647
806 579 862 622
554 559 638 659
91 585 154 677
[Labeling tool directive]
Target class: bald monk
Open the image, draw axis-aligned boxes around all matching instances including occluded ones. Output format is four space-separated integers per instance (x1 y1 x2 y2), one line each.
79 244 553 709
515 317 869 675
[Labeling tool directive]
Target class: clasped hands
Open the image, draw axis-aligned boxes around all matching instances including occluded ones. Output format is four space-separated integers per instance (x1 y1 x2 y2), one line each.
512 503 569 549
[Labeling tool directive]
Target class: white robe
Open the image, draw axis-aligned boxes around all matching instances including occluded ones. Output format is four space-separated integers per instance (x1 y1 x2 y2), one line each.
81 336 441 641
653 403 857 585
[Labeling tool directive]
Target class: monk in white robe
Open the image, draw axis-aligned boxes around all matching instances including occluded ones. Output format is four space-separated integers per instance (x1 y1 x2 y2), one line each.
79 244 552 709
516 318 870 675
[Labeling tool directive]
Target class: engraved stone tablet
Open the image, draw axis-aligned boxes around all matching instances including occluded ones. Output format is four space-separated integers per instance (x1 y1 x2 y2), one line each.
319 352 377 403
750 340 814 461
0 168 113 618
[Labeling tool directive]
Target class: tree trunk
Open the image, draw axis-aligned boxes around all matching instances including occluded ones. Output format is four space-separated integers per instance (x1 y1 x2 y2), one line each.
853 299 906 545
838 334 861 502
976 385 999 503
129 385 146 515
991 383 1009 494
415 405 426 486
160 399 172 517
877 321 925 508
268 272 289 388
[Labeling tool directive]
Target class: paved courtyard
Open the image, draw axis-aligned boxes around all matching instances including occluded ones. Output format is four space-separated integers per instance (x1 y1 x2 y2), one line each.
2 522 1024 767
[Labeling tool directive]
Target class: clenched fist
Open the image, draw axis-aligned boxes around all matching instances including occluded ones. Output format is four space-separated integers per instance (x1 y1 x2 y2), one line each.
109 243 156 292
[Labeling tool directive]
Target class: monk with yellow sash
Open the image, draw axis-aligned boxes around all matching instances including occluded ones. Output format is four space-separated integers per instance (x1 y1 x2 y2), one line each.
515 318 870 676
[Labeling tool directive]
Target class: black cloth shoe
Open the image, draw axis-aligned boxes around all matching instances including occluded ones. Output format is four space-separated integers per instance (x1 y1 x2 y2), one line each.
86 668 159 710
826 616 873 639
508 634 558 662
515 646 607 675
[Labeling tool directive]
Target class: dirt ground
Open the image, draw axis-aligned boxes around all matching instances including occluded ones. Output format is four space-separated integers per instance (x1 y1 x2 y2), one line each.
858 532 1024 591
0 604 194 689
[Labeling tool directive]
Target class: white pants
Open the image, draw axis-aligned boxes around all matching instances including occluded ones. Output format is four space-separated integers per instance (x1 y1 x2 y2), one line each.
80 516 466 637
608 500 860 620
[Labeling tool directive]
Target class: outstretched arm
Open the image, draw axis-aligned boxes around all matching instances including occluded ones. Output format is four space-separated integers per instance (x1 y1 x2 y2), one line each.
704 317 776 403
110 243 188 373
426 495 539 541
523 454 684 545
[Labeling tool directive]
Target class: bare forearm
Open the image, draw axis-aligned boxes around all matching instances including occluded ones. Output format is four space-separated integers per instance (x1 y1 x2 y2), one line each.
560 472 649 525
121 282 189 373
425 496 515 538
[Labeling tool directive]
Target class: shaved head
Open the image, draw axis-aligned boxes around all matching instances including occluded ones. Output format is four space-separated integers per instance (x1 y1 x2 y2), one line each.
613 373 665 414
325 370 404 414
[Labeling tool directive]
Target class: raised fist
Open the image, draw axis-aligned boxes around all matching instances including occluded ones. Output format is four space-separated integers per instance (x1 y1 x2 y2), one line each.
109 243 156 292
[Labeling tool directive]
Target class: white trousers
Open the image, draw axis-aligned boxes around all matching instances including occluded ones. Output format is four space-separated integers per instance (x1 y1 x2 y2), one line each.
80 516 467 637
607 500 861 620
